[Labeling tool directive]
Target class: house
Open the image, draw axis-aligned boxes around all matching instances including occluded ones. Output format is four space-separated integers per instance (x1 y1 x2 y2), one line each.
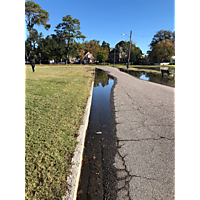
108 48 127 64
82 52 95 64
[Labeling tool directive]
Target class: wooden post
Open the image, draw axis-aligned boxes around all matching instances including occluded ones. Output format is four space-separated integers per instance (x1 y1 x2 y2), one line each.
127 30 132 69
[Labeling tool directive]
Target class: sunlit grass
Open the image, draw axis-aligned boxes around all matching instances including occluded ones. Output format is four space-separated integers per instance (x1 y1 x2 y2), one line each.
25 67 94 199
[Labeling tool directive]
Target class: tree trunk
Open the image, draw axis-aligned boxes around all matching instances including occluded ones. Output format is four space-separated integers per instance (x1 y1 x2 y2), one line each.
66 43 70 64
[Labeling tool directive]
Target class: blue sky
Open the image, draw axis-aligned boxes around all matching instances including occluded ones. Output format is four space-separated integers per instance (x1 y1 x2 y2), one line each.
25 0 175 55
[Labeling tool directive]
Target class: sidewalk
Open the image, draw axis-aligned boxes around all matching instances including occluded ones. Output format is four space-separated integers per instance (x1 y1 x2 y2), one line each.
97 66 175 200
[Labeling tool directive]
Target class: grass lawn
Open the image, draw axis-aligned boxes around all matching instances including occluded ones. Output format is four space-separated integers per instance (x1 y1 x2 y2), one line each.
25 67 94 199
25 63 175 69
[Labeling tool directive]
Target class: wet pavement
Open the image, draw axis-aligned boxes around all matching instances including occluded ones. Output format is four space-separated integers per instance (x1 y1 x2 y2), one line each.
94 66 175 200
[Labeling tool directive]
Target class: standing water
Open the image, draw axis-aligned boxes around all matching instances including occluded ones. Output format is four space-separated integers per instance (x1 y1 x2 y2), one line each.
77 68 117 200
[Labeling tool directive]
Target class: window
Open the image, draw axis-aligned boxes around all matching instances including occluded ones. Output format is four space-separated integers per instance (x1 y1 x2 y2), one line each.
90 59 92 63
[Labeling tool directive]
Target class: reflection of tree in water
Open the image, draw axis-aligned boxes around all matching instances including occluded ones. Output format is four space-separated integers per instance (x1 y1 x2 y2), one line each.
94 69 109 87
147 72 175 87
129 70 175 87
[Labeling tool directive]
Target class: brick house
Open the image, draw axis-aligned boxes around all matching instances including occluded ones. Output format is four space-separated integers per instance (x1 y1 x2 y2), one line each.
82 52 95 64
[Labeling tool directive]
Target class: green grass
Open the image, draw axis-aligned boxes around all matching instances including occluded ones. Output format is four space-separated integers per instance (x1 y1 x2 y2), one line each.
25 67 94 199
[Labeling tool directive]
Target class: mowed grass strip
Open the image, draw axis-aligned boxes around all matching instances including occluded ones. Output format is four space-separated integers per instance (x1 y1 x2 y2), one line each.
25 67 94 199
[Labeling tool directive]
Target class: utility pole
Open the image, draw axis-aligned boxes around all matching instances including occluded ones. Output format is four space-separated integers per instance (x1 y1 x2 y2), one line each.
114 48 115 66
127 30 132 69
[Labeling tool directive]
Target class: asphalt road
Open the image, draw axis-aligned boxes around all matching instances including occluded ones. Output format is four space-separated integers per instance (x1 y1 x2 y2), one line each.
96 66 175 200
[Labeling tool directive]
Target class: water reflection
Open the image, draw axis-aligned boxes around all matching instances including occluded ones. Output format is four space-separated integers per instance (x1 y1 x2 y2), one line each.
94 69 110 87
134 66 175 73
140 72 149 81
127 69 175 87
77 69 115 200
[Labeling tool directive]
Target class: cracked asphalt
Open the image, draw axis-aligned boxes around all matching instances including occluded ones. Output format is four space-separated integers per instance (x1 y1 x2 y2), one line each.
96 66 175 200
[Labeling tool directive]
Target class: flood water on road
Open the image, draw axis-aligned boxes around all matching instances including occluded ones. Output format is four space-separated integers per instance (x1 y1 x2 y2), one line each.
77 68 117 200
120 68 175 87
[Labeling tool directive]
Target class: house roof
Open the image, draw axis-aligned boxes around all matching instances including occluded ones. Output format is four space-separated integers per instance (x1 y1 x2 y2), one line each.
83 52 95 60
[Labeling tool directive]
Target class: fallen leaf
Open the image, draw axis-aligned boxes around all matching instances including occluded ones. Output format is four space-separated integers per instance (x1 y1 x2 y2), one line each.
93 156 96 159
78 190 82 195
95 131 102 135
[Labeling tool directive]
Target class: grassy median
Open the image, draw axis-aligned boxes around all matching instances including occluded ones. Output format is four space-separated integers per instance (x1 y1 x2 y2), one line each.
25 67 94 199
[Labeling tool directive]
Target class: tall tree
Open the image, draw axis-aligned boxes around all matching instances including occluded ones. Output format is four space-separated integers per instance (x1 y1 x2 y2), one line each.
148 39 175 63
51 34 67 62
54 15 86 63
101 41 110 50
83 40 101 59
101 41 110 62
37 35 58 63
149 30 174 50
115 41 142 64
97 50 108 63
130 45 142 64
25 1 50 39
26 29 43 49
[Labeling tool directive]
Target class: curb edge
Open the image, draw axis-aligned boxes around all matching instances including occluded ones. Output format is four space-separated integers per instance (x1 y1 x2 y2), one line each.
62 79 94 200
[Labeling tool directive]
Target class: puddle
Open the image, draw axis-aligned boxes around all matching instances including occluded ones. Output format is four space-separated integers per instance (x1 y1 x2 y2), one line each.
77 68 117 200
134 66 175 73
120 68 175 87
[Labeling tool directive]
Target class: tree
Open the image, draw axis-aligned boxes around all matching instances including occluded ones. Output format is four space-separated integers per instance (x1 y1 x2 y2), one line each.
115 41 142 64
97 50 108 63
26 29 43 49
37 36 54 63
149 30 174 50
130 45 142 64
25 1 50 40
51 34 67 62
101 41 110 62
148 39 175 63
54 15 86 63
76 49 85 63
68 42 85 60
83 40 101 59
101 41 110 50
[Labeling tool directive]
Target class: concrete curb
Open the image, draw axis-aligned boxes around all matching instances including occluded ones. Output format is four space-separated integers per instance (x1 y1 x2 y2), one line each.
62 79 94 200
